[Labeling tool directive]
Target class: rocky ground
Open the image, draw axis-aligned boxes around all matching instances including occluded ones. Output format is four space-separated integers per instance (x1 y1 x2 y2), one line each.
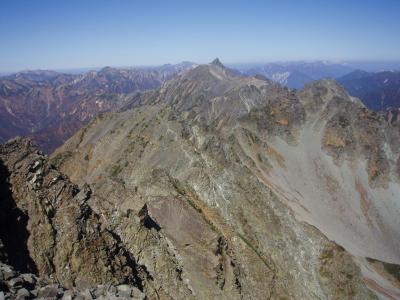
0 262 144 300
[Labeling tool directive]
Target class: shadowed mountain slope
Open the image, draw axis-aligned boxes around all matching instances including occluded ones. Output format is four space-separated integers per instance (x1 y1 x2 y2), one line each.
338 70 400 111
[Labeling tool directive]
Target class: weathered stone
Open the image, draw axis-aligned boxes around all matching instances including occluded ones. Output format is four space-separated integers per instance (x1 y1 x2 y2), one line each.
8 276 24 288
0 264 16 281
116 284 132 297
30 161 42 172
20 274 36 286
74 289 93 300
37 284 62 299
15 288 30 300
131 287 145 300
61 290 74 300
75 183 92 204
91 285 106 298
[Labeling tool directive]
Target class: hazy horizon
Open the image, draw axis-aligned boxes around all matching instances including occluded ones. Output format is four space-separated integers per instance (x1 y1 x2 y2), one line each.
2 59 400 75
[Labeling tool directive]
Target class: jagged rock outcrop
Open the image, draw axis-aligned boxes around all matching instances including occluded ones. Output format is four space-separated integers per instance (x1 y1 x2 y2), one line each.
0 138 143 287
52 60 392 298
0 138 150 298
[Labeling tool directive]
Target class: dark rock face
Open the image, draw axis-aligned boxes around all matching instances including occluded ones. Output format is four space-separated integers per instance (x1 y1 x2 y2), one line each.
0 159 37 274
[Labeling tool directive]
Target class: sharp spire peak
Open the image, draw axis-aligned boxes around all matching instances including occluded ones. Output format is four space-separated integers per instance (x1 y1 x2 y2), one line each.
210 58 225 68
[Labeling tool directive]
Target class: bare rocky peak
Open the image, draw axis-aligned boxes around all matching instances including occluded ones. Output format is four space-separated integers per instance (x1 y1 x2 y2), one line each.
48 63 400 298
210 58 225 68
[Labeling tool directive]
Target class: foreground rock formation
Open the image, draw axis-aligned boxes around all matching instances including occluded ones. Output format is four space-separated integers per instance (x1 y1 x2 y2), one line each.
0 139 147 299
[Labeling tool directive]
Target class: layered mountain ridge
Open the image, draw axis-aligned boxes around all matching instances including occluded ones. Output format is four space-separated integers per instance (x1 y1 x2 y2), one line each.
1 60 399 157
235 61 354 89
338 70 400 111
45 60 400 298
0 63 196 153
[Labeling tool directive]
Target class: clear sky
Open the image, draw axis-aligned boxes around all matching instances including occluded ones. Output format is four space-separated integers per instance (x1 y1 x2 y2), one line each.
1 0 399 72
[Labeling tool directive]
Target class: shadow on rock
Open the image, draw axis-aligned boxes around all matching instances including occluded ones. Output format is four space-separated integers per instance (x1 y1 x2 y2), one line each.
0 159 38 274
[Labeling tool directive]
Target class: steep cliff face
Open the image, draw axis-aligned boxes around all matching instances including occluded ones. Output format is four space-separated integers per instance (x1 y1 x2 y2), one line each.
51 61 400 298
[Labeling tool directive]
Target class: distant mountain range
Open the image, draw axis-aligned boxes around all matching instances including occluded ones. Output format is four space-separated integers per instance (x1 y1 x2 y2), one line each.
1 60 400 154
233 61 354 89
233 61 400 112
337 70 400 111
0 62 196 152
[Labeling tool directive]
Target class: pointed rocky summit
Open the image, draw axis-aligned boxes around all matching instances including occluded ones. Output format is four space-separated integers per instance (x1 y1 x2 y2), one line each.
210 58 225 68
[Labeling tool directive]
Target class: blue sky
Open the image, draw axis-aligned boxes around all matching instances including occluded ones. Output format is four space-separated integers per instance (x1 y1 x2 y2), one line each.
1 0 399 71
